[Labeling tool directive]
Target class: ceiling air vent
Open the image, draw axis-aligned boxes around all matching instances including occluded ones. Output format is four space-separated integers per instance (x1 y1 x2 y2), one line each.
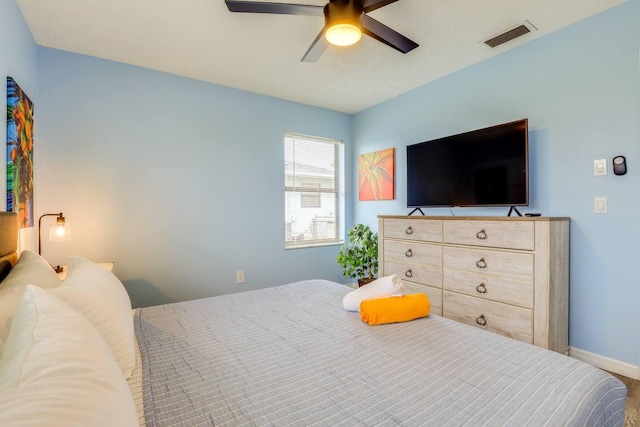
484 21 537 48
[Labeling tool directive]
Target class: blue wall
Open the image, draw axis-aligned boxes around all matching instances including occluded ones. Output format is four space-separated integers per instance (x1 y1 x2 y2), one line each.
352 0 640 365
36 48 353 308
0 0 39 239
5 0 639 367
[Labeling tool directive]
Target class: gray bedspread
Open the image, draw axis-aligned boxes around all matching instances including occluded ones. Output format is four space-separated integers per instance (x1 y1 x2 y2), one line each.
134 280 626 426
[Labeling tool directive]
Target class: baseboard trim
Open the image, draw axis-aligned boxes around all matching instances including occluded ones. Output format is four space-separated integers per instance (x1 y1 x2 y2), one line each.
570 347 639 380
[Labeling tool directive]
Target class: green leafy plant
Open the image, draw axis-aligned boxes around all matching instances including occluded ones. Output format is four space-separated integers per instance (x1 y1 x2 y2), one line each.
336 224 378 283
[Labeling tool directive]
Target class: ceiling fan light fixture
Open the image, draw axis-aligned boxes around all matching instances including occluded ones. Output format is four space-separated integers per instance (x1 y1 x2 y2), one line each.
325 19 362 46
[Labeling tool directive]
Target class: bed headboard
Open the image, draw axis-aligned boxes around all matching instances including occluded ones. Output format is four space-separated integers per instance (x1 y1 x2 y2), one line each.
0 212 19 282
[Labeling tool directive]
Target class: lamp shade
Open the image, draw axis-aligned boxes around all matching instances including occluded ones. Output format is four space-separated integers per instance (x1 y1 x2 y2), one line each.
49 219 70 241
325 19 362 46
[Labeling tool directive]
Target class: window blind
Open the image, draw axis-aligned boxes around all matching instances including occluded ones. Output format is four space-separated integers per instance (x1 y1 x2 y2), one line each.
285 132 343 248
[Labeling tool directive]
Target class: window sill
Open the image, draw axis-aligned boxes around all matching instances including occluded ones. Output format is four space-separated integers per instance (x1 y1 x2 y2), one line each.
285 241 343 250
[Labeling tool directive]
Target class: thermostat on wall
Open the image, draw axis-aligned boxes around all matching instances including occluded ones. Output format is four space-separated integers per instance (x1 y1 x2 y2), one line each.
613 156 627 176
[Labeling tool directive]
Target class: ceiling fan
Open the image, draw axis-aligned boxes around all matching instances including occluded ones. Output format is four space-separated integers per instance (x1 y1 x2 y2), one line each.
225 0 419 62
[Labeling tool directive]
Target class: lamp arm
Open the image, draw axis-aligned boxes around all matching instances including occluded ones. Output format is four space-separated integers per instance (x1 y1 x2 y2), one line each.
38 213 63 256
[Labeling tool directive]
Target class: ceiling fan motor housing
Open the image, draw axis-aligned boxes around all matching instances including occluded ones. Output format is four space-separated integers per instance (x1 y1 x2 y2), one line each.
324 0 364 27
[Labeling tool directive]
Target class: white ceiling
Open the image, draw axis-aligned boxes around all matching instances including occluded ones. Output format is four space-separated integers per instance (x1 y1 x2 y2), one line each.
17 0 626 114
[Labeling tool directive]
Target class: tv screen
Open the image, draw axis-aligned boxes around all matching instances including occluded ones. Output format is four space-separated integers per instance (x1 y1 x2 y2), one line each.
406 119 528 208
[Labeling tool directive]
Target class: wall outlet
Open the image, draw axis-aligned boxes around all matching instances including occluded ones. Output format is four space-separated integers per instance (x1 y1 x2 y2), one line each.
236 270 245 284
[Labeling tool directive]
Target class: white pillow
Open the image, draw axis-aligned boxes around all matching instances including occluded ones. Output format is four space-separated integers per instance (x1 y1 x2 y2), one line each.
342 274 405 312
0 250 61 341
50 256 136 378
0 285 138 427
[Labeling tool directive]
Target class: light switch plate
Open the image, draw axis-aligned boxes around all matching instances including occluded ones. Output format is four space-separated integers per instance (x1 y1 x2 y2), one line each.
594 159 607 176
594 196 608 214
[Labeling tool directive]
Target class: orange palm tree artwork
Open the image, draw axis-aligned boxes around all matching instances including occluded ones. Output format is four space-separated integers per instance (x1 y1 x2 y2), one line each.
358 148 395 201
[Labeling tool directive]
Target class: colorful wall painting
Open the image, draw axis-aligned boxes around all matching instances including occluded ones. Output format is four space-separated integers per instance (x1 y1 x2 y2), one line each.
7 77 34 228
358 147 395 201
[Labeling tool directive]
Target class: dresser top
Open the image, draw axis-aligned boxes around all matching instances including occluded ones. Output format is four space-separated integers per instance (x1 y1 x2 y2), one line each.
378 215 570 221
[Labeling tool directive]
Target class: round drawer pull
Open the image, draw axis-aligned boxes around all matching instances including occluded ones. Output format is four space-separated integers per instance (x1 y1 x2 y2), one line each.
476 315 487 326
476 283 487 294
475 257 487 269
405 249 413 257
405 226 413 235
404 269 413 278
476 229 487 240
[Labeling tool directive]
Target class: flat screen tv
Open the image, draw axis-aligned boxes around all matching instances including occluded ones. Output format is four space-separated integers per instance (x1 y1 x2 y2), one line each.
406 119 528 209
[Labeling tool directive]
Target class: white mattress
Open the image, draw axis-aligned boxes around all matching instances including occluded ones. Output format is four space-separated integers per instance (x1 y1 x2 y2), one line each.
127 311 145 427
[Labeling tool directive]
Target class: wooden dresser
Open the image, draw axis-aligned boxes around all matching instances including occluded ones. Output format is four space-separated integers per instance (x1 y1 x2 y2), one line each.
378 215 570 353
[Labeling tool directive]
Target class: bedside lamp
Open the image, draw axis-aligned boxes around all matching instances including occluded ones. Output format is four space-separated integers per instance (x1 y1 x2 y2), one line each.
38 213 70 273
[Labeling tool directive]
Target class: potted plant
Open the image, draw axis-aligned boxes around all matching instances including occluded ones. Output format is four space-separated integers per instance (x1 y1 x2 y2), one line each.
336 224 378 287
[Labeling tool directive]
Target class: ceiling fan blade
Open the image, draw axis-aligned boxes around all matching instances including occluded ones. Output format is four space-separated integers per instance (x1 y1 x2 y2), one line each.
301 28 330 63
361 14 418 53
360 0 399 13
225 0 324 16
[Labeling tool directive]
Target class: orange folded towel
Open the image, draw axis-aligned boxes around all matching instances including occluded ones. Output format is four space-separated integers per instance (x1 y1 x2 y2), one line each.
359 293 430 325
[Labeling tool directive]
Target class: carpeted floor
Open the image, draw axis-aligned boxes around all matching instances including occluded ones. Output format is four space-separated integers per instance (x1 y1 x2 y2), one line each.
609 372 640 427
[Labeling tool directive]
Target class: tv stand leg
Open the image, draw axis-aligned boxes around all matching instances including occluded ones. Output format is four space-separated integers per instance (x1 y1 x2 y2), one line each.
408 208 425 216
508 206 523 217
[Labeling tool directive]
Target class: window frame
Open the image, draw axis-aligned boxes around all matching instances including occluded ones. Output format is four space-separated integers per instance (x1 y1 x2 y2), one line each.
284 132 344 249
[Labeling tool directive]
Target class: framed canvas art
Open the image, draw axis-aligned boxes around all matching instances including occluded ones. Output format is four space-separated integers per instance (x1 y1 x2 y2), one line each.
6 77 34 228
358 148 395 201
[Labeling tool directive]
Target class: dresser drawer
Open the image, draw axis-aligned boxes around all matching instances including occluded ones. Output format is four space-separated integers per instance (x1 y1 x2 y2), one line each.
403 282 442 316
382 218 442 243
383 240 442 266
443 269 533 309
443 246 533 283
443 291 533 343
384 259 442 288
443 220 534 250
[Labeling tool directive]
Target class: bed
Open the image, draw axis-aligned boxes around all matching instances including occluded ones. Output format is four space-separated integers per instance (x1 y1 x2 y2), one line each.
0 211 628 426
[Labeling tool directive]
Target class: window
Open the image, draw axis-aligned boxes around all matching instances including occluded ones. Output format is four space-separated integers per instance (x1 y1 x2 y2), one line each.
285 132 343 248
